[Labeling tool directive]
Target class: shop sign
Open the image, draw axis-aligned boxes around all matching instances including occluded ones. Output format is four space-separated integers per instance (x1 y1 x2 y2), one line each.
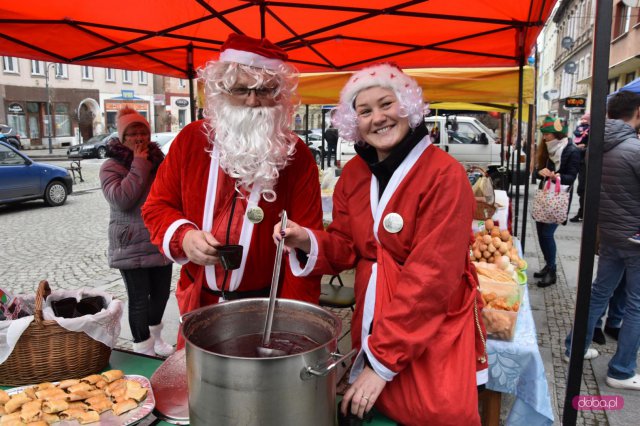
154 94 165 105
7 103 24 114
121 90 135 99
565 97 586 108
175 98 189 107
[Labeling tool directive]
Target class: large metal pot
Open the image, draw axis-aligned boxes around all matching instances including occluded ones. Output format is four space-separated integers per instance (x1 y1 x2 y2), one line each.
181 298 353 426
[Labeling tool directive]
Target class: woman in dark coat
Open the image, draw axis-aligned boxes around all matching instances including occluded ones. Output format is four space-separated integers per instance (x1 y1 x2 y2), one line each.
534 116 581 287
100 108 174 356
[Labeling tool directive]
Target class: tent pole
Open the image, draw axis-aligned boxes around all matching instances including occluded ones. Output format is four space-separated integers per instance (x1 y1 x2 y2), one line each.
187 43 196 122
321 109 327 170
500 113 505 168
564 1 612 424
260 2 266 39
513 56 525 238
520 105 534 252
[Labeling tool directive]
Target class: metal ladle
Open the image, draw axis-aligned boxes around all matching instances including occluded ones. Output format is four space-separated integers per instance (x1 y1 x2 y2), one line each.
256 210 288 358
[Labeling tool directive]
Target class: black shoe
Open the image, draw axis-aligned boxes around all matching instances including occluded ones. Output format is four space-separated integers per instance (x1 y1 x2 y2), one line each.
536 268 557 288
569 215 583 223
604 325 621 341
592 328 606 345
533 265 549 278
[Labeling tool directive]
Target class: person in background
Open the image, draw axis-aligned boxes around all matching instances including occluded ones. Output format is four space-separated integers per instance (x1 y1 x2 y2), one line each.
100 108 174 357
324 122 339 167
570 112 590 222
592 273 626 345
142 34 323 348
533 116 581 288
274 63 487 425
565 90 640 389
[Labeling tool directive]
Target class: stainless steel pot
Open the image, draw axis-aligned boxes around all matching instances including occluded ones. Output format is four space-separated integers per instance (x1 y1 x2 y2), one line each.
181 298 354 426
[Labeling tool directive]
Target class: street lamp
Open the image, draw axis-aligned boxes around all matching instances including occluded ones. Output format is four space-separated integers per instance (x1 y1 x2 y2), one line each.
44 62 57 154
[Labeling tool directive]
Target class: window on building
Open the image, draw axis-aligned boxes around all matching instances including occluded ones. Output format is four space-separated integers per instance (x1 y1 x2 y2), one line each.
27 102 41 139
178 109 186 128
614 3 631 37
626 72 636 85
105 68 116 82
31 60 45 76
139 71 148 85
2 57 19 73
82 66 93 80
55 63 68 79
6 108 27 138
123 70 132 84
54 103 71 137
106 111 118 133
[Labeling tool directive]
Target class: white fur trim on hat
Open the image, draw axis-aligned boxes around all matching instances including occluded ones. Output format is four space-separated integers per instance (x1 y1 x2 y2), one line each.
220 48 285 71
117 110 150 141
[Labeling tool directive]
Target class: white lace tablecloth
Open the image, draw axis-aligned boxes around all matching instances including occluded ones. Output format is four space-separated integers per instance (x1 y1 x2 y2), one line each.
486 285 554 426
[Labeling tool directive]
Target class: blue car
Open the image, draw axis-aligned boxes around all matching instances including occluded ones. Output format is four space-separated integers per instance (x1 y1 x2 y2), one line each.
0 141 73 207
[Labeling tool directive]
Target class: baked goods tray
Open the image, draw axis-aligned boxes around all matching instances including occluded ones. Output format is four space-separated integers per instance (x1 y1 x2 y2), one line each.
3 375 155 425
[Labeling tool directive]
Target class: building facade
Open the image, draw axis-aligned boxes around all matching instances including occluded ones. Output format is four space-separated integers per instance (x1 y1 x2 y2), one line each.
1 57 155 149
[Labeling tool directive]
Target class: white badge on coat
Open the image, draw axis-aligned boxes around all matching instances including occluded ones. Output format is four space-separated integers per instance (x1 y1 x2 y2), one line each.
383 212 403 233
246 206 264 224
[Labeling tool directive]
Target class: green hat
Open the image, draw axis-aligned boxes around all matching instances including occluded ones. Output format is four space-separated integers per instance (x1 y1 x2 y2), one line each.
540 115 567 134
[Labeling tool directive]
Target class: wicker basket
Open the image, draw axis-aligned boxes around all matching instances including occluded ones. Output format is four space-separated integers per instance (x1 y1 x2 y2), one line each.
0 280 111 386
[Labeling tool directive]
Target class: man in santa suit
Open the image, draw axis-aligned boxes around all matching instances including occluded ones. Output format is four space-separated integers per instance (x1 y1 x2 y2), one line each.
275 63 488 425
142 34 323 347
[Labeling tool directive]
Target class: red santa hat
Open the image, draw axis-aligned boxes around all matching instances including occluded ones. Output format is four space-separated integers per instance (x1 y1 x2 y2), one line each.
219 33 288 70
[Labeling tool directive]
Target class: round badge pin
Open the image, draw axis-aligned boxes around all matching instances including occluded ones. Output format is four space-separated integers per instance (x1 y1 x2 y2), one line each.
383 212 403 233
246 206 264 224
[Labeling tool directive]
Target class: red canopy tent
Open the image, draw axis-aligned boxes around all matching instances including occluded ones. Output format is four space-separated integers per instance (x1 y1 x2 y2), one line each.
0 0 555 76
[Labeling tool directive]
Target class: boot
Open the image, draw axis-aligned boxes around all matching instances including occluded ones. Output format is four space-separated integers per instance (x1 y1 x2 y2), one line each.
533 265 549 278
536 267 557 288
132 337 156 356
592 327 606 345
149 323 176 357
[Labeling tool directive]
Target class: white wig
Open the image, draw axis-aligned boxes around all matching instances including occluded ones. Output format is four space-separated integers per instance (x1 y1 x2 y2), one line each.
332 63 428 143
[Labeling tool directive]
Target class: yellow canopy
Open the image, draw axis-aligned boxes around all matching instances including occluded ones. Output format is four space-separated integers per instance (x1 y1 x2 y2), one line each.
297 66 534 111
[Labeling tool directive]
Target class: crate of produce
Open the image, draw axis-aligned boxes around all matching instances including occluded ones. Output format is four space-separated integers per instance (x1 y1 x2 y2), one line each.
478 276 523 341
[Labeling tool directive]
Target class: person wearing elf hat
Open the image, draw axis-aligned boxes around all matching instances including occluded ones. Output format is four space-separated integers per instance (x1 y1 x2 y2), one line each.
533 115 581 288
142 34 323 348
274 63 487 425
100 107 175 357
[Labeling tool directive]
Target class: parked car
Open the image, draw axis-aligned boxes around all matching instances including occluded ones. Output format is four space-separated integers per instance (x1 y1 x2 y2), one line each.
0 141 73 207
0 124 22 150
67 132 117 159
151 132 178 156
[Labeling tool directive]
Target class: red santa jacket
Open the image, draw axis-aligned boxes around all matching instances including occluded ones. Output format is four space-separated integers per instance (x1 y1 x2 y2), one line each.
291 139 485 425
142 120 323 326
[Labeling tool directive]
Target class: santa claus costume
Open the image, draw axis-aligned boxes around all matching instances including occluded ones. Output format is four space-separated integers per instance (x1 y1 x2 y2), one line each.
142 35 323 348
288 64 487 425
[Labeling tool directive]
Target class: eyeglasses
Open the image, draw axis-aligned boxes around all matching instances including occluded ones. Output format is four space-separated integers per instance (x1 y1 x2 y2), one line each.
225 86 278 99
124 131 149 138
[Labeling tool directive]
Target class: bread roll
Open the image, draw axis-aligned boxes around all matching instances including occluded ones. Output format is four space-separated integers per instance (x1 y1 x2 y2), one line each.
112 398 137 416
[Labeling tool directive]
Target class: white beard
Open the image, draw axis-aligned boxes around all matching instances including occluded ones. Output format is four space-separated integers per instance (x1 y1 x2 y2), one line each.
208 101 295 201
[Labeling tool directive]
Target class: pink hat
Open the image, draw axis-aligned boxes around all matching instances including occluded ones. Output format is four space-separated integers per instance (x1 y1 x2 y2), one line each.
581 113 591 122
219 34 288 70
117 107 150 141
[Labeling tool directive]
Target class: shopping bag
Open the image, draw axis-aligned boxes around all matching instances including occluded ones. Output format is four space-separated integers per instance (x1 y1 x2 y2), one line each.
469 167 496 220
531 177 570 224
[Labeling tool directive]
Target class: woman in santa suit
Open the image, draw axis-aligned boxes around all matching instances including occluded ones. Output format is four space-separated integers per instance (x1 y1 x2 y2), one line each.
275 63 487 425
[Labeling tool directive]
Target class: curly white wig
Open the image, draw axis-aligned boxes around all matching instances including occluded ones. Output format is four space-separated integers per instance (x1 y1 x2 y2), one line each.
332 63 427 143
